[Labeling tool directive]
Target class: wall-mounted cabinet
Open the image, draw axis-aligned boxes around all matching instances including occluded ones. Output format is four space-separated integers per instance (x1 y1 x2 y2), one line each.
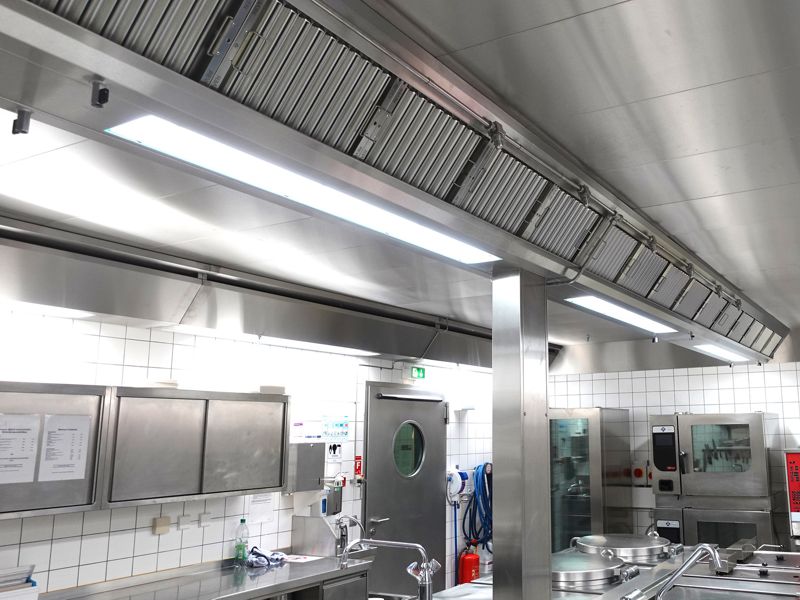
0 383 106 519
0 383 289 519
104 388 289 507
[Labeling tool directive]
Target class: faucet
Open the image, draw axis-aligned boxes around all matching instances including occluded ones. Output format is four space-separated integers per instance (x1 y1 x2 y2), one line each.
335 515 366 554
654 544 728 600
339 538 441 600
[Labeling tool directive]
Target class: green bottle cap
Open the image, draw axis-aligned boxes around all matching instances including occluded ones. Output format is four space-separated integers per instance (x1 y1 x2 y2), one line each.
240 518 246 523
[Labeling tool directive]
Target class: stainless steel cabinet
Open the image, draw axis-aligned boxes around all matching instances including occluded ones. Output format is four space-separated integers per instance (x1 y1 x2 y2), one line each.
104 388 289 507
322 575 368 600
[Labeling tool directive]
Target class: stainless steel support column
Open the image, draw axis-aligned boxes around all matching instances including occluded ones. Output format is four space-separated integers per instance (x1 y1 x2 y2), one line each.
492 270 551 600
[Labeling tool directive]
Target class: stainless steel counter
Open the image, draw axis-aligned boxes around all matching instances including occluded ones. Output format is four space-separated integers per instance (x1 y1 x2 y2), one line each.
42 558 372 600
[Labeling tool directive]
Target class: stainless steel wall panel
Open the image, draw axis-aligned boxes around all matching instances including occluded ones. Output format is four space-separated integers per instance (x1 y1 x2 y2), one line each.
618 247 668 296
202 397 286 493
728 313 755 342
694 293 727 328
711 303 742 336
751 325 773 352
648 264 690 308
361 87 481 198
673 279 711 319
586 226 637 281
527 189 600 261
739 319 763 347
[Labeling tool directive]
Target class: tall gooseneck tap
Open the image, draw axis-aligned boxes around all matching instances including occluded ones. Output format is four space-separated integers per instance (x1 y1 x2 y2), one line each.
339 538 440 600
655 544 727 600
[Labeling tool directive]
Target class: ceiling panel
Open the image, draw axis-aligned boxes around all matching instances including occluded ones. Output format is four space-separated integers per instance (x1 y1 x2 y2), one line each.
374 0 624 56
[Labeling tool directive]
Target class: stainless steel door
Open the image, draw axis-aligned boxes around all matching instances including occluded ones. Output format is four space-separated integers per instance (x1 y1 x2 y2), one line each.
683 508 773 546
364 382 446 595
678 413 769 497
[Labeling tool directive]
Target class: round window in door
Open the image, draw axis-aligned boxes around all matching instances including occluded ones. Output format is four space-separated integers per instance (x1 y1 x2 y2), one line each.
393 421 425 477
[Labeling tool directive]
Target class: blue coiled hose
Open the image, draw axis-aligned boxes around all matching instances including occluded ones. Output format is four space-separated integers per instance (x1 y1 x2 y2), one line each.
462 462 493 552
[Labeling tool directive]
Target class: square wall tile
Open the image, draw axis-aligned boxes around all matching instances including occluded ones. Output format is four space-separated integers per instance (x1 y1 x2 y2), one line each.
106 558 133 581
0 545 19 569
83 510 111 535
78 562 106 586
54 513 84 539
51 536 81 569
18 540 51 571
0 519 21 546
48 567 79 591
21 515 53 543
80 533 109 565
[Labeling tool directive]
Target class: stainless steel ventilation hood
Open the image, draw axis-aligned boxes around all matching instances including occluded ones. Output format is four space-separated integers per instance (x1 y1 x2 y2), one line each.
0 222 491 366
0 1 787 363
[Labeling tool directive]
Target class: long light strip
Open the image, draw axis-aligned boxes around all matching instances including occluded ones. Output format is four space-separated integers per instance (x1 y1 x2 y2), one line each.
566 295 677 334
106 116 500 265
694 343 749 363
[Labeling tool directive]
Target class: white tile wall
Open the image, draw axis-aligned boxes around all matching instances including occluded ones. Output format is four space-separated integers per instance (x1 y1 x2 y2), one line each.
0 311 492 591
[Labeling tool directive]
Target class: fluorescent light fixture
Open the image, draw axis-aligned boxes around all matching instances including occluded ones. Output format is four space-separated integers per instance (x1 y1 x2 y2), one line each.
0 300 94 319
259 335 378 357
106 116 501 265
566 295 677 334
694 343 749 363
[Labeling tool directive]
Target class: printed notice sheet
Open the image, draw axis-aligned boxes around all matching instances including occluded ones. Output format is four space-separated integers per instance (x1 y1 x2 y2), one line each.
249 493 275 524
0 414 40 484
38 414 91 482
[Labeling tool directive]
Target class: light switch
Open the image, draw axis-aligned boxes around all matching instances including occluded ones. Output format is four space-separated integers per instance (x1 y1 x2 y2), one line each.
152 516 171 535
178 515 191 530
199 512 211 528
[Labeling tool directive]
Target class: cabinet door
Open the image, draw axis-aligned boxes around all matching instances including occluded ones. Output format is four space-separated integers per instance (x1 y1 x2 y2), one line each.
202 399 286 493
111 397 205 501
322 576 367 600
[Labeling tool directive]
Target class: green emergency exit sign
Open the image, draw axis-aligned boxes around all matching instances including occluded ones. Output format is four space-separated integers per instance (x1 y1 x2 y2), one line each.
411 366 426 379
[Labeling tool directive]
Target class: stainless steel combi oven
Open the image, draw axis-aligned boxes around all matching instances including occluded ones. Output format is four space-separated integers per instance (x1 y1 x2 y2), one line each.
649 412 780 547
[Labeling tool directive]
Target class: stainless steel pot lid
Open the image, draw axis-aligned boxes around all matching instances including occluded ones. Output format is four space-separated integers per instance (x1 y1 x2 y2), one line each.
551 552 625 583
573 533 671 560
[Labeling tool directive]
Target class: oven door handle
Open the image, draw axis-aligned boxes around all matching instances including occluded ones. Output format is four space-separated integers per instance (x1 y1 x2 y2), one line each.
679 450 688 474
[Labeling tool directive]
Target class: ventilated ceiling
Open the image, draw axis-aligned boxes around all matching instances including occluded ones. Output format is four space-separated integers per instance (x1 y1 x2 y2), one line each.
2 0 789 359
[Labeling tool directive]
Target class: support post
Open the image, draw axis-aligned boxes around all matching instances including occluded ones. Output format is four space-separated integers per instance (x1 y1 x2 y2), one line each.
492 269 551 600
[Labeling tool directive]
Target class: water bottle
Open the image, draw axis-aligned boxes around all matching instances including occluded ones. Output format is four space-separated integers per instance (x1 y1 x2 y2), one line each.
234 518 249 565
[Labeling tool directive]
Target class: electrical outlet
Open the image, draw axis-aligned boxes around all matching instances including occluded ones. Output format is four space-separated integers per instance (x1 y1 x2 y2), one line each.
152 516 170 535
199 512 211 528
177 515 191 530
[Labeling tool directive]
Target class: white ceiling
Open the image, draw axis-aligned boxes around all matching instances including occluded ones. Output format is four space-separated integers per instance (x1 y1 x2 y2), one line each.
0 108 644 344
370 0 800 327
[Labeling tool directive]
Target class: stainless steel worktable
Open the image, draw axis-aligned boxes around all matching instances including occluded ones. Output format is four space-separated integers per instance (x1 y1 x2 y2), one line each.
42 558 372 600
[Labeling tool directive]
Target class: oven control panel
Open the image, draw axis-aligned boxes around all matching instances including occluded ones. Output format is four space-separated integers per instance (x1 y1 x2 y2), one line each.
650 416 681 495
787 451 800 538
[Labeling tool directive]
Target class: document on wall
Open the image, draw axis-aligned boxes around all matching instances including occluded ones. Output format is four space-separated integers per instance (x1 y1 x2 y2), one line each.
249 493 275 524
37 414 91 482
0 414 40 484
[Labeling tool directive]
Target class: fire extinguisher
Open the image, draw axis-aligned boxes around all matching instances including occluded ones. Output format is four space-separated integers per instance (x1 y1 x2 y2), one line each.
458 540 480 584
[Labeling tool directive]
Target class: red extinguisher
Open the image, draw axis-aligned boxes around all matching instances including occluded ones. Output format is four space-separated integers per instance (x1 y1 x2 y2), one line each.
458 540 480 584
